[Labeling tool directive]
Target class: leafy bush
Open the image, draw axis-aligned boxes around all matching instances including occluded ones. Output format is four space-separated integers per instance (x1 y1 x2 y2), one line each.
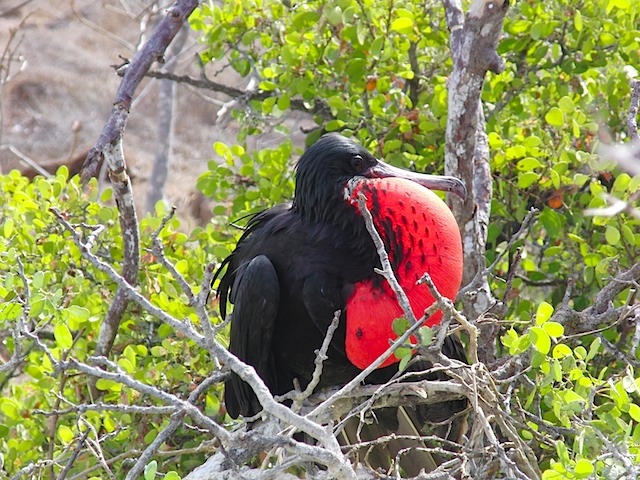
1 0 639 478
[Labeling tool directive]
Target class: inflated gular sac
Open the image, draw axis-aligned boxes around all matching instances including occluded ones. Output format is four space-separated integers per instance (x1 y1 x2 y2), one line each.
345 177 463 369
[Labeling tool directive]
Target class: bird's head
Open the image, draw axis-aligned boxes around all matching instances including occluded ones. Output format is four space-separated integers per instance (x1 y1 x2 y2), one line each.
292 134 466 224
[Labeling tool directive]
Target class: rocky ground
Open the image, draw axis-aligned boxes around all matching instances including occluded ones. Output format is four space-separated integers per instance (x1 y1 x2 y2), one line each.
0 0 310 227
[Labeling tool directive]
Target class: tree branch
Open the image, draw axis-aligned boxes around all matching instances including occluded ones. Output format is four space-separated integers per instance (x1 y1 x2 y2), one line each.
441 0 509 365
628 79 640 142
145 70 334 121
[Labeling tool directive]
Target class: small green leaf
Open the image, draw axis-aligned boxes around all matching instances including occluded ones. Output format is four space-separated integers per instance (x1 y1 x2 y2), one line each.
536 301 554 324
542 321 564 338
419 326 434 346
398 351 411 372
605 225 620 245
390 17 413 34
516 157 542 171
558 96 575 113
586 337 601 362
552 344 572 359
530 327 551 354
628 403 640 422
32 271 45 291
57 425 74 444
54 323 73 350
259 81 277 92
545 107 565 127
96 379 117 391
277 94 290 111
326 119 346 132
151 346 167 357
144 460 158 480
574 458 594 478
67 305 90 323
3 218 14 238
551 359 562 382
0 398 19 420
392 317 410 336
117 358 134 374
518 172 540 189
574 10 583 31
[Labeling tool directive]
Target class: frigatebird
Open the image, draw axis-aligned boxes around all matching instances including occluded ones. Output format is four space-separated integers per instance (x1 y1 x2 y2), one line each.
216 134 467 471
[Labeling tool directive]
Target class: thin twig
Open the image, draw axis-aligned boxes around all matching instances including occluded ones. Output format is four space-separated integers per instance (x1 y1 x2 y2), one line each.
628 79 640 142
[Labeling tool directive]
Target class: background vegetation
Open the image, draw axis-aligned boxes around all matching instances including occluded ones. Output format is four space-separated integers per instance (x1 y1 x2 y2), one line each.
1 0 639 478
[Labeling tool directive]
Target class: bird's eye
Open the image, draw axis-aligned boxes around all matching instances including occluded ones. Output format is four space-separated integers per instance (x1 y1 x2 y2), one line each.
351 155 364 169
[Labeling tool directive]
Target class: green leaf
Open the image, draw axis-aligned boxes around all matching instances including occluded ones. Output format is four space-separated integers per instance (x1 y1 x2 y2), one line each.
67 305 90 323
536 302 554 324
54 323 73 350
419 326 434 346
552 344 572 359
518 172 540 189
551 359 562 382
398 350 412 372
292 11 320 29
628 403 640 422
144 460 158 480
392 317 410 336
259 81 277 92
32 271 45 291
608 0 630 10
574 458 594 478
558 96 575 114
0 398 19 420
57 425 74 444
545 107 565 127
516 157 542 171
530 327 551 354
542 470 564 480
326 119 346 132
586 337 601 362
574 10 583 31
3 218 14 238
277 94 290 111
605 225 620 245
542 321 564 338
390 17 413 34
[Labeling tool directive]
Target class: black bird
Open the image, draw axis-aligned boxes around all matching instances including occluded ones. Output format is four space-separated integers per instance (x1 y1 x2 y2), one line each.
215 134 468 472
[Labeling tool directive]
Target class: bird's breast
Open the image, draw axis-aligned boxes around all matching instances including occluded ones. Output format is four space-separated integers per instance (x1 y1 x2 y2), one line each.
343 177 463 370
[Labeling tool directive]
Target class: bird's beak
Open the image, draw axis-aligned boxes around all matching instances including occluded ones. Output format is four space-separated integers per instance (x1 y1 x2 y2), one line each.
367 160 467 201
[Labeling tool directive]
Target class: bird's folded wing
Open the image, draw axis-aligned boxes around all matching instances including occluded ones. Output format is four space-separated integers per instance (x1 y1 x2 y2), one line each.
224 255 280 418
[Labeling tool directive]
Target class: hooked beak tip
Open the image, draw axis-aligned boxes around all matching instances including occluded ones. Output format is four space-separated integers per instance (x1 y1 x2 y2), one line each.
450 178 467 201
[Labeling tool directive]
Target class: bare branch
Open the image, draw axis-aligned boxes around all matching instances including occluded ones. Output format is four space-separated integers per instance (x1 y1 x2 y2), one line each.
145 69 334 120
81 0 199 181
628 79 640 142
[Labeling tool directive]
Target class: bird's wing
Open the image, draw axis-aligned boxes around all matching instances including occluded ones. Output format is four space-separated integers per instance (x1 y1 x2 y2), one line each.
224 255 280 418
302 272 349 356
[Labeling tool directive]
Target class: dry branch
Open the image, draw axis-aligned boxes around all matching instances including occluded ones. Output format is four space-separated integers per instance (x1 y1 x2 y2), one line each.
80 0 199 377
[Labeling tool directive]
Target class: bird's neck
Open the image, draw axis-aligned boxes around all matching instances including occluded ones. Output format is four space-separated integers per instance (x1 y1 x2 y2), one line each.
293 195 378 267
